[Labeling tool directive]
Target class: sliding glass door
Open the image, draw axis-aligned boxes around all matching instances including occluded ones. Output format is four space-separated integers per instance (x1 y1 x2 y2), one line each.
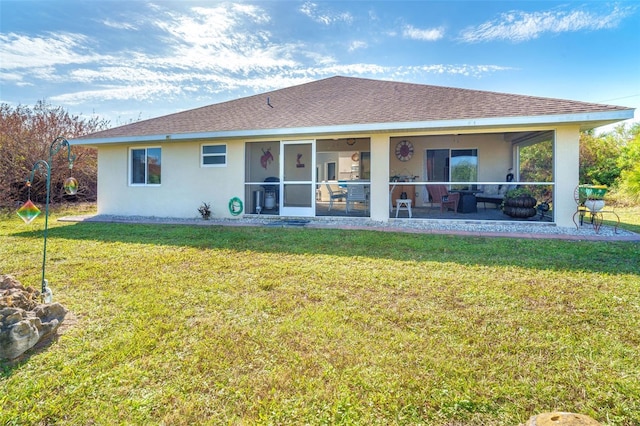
425 148 478 189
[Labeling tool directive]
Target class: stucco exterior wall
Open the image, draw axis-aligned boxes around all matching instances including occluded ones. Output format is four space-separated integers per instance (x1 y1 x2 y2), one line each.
370 134 391 222
93 125 577 227
97 140 246 218
554 125 580 228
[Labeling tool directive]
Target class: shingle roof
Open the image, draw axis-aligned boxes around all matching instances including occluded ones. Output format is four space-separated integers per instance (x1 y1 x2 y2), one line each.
78 76 632 140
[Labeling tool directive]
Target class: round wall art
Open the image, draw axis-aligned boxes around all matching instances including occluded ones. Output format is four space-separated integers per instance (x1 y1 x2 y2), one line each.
395 140 414 162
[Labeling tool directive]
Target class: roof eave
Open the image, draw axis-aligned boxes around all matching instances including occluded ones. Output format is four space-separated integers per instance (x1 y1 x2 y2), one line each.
69 109 634 145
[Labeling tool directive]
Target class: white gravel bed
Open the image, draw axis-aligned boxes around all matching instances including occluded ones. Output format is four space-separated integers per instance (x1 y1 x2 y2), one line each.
65 214 639 240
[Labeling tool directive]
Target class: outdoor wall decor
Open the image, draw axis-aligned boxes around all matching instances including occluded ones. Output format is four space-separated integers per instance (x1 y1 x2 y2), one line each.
296 153 305 168
228 197 243 215
395 139 414 162
260 147 273 169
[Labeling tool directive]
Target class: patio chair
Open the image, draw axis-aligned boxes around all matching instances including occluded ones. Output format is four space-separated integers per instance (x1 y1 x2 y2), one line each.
427 184 460 213
346 184 369 214
324 181 347 211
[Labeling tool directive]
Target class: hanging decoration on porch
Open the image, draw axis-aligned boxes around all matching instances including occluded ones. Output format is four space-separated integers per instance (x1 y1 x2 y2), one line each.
228 197 243 216
296 153 305 168
260 147 273 169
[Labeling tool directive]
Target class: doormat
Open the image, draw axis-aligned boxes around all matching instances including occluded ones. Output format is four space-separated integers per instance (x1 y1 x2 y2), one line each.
265 220 310 227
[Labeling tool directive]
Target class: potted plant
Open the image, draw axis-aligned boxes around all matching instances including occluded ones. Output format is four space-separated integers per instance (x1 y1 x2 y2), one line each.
502 188 537 218
580 185 607 212
198 202 212 220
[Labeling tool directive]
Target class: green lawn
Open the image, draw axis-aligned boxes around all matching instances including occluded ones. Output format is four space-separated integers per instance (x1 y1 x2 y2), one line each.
1 206 639 425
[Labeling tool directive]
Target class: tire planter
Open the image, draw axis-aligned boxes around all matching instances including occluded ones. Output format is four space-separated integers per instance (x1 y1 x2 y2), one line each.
503 196 537 218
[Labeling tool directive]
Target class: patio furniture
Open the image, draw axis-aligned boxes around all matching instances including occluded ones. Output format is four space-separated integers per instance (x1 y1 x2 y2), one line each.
475 184 516 209
346 184 369 214
454 190 479 213
390 183 415 207
427 184 460 213
324 181 347 211
395 199 412 218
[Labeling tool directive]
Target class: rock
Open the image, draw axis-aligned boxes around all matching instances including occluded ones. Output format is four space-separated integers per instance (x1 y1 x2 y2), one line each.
524 412 601 426
0 274 68 360
0 308 41 359
0 274 40 311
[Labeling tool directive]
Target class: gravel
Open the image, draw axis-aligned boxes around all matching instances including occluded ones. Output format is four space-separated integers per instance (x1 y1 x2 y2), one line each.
64 214 639 241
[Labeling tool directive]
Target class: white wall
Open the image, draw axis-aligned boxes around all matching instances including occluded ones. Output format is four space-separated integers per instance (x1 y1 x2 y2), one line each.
95 126 577 227
370 134 391 222
97 141 245 218
554 126 580 228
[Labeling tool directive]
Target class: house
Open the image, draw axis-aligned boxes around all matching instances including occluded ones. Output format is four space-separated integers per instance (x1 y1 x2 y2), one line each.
70 76 634 228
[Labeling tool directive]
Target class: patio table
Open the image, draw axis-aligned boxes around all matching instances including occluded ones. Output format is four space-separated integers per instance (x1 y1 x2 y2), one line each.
453 190 480 213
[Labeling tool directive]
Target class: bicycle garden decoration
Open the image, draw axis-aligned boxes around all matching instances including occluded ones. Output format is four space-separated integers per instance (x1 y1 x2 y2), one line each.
572 184 619 233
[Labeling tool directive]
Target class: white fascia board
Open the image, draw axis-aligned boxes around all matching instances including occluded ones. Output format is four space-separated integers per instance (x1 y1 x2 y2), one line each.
69 109 634 145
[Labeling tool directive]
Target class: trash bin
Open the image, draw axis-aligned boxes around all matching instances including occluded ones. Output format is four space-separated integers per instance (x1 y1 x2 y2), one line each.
253 190 264 214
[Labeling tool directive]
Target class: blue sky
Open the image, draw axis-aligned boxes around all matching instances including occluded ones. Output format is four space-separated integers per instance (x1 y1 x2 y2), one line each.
1 1 639 130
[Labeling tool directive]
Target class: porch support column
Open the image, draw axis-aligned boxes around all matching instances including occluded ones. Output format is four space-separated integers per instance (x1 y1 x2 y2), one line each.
369 134 391 222
554 126 580 228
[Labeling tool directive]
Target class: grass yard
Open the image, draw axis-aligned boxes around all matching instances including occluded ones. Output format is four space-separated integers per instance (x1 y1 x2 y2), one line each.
1 206 639 425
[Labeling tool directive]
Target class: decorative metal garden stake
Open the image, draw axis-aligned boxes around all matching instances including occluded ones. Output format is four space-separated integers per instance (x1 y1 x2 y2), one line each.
18 137 77 302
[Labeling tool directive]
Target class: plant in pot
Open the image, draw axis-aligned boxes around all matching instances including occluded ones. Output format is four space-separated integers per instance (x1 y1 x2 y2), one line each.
502 187 537 218
580 185 607 212
198 202 212 220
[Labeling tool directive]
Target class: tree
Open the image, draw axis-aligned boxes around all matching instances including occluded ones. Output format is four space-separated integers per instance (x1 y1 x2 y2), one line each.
518 138 553 201
0 101 109 207
579 129 622 187
616 123 640 204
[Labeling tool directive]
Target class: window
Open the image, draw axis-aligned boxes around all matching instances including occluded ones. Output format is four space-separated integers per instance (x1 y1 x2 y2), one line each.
202 144 227 167
130 147 161 185
450 149 478 190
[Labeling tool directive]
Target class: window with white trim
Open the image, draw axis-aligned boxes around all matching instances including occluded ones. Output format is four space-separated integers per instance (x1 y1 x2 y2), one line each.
130 147 161 185
202 144 227 167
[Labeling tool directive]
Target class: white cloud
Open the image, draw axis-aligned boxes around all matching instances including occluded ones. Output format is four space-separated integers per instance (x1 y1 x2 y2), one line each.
101 19 138 30
0 2 514 110
394 64 513 79
460 5 635 43
348 41 368 52
402 25 445 41
299 1 353 25
150 4 298 73
0 32 106 70
50 83 179 104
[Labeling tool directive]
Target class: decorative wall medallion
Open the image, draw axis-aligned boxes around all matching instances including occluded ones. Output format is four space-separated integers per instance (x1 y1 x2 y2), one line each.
395 140 414 161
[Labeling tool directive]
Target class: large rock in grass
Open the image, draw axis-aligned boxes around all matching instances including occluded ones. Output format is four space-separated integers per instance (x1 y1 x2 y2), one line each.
524 412 601 425
0 274 67 360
